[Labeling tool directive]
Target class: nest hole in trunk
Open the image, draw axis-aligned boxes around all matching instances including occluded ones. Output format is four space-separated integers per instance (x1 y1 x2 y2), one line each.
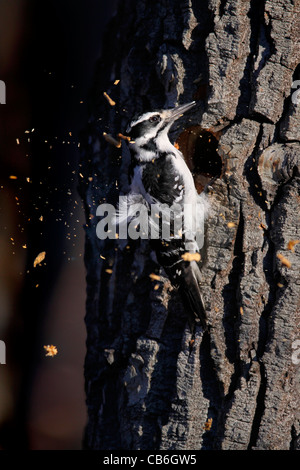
175 126 223 194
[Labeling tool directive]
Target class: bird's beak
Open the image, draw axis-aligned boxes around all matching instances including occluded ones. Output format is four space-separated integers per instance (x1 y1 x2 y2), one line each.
164 101 196 122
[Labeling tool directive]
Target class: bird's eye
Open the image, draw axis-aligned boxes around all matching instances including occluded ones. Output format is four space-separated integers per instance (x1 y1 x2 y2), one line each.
149 115 160 123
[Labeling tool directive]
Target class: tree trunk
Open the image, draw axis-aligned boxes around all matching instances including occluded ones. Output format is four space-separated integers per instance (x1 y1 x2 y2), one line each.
79 0 300 450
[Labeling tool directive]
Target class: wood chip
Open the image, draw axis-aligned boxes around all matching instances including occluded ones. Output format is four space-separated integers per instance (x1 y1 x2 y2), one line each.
277 253 291 268
149 273 161 281
103 91 116 106
44 344 58 357
181 252 201 262
287 240 300 252
33 251 46 267
103 132 121 148
203 418 213 431
117 133 131 142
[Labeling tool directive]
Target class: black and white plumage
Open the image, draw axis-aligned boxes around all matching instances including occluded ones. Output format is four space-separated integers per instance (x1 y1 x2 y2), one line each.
120 102 209 331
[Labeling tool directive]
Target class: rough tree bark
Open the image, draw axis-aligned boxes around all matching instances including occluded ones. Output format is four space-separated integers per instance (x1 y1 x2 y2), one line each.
79 0 300 450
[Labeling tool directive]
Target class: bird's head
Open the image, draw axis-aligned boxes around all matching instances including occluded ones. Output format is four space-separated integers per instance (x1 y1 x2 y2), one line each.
125 101 196 160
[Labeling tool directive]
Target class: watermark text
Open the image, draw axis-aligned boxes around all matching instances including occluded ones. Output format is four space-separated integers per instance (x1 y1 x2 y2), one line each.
95 197 205 249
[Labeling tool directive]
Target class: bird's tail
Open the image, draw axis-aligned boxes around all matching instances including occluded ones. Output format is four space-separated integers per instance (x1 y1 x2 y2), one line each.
152 239 207 331
179 260 207 331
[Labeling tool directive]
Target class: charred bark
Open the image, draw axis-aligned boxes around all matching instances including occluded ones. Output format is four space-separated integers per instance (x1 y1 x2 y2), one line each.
79 0 300 450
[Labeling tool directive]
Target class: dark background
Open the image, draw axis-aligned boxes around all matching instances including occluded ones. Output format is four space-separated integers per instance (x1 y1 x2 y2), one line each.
0 0 117 449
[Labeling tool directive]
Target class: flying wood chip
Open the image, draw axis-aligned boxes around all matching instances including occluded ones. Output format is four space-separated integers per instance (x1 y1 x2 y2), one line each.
277 253 291 268
227 222 236 228
287 240 300 252
117 133 131 142
33 251 46 267
203 418 213 431
103 132 121 148
149 273 161 281
181 252 201 262
103 91 116 106
44 344 58 357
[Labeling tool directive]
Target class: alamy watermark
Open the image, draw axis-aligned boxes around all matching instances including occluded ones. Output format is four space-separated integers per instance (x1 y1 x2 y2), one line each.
95 197 205 249
0 80 6 104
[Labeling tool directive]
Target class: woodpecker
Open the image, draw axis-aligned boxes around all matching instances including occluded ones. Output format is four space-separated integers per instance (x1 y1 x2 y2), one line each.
121 101 209 331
